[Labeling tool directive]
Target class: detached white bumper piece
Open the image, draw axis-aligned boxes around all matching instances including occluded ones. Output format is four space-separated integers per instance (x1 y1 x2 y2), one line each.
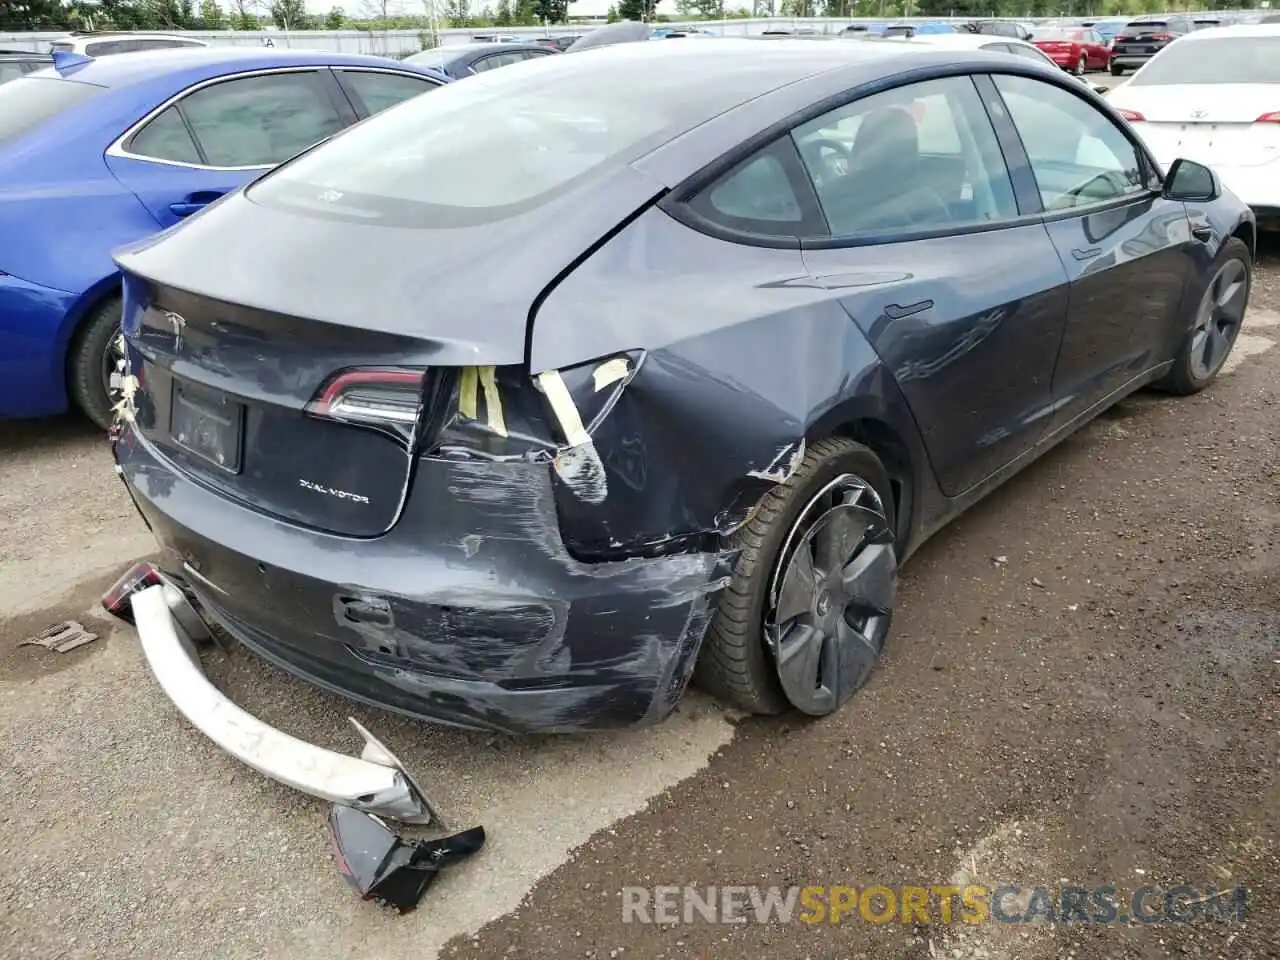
130 583 440 825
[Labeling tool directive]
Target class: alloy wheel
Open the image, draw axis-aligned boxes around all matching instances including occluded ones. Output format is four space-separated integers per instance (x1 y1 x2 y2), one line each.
1190 258 1248 381
1076 54 1087 76
766 474 896 715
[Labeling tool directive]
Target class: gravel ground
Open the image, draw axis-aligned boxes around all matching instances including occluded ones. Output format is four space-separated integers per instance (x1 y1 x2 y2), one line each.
2 237 1278 960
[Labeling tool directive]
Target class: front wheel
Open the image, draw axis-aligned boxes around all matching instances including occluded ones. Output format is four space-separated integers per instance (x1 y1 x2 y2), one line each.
695 437 898 717
1155 237 1251 395
1110 62 1125 76
68 296 124 431
1075 54 1087 76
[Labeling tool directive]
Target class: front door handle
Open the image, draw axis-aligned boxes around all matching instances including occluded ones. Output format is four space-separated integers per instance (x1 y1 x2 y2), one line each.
1072 246 1102 261
1191 224 1213 243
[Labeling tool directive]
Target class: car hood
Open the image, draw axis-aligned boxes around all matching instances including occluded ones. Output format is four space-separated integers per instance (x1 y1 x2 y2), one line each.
113 165 665 369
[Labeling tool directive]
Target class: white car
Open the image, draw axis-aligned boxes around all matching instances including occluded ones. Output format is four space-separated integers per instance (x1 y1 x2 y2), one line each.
48 33 208 58
1106 24 1280 221
878 32 1111 96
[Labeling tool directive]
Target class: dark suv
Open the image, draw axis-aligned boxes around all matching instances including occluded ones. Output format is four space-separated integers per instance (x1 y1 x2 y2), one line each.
1109 15 1192 75
0 49 52 85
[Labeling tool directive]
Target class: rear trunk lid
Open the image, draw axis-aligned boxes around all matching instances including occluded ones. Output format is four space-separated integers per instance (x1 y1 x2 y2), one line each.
1118 84 1280 167
115 168 662 537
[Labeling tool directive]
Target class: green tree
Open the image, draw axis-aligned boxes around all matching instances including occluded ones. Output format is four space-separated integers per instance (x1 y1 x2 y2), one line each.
616 0 655 19
493 0 513 22
676 0 721 15
198 0 224 26
605 3 619 19
270 0 309 27
325 4 345 24
442 0 471 24
531 0 567 21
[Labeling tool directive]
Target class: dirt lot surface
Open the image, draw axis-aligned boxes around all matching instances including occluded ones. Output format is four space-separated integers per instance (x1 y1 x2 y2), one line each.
2 239 1278 960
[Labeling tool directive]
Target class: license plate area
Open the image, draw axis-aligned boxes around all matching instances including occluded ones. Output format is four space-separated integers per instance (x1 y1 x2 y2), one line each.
171 379 244 474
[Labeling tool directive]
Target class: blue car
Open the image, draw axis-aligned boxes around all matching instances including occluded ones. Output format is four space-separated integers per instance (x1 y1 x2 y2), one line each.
0 46 447 428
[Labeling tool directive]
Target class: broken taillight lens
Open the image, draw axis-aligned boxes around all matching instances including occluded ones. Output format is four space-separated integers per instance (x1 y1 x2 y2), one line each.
101 562 161 625
306 367 426 439
429 352 643 463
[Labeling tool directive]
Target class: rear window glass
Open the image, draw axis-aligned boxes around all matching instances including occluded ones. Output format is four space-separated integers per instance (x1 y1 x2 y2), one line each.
1124 20 1166 28
1130 37 1280 84
251 51 775 227
0 77 103 145
1034 28 1082 40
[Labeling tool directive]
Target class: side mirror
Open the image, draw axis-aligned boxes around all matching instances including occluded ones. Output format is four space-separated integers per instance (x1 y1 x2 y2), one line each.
1163 158 1220 202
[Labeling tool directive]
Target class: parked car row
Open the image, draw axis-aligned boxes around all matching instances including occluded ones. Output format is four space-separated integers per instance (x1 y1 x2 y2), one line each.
1108 22 1280 227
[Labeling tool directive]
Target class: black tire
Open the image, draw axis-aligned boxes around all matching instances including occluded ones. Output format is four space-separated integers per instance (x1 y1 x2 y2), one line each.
1155 237 1251 396
695 437 897 716
1110 63 1125 76
67 295 123 431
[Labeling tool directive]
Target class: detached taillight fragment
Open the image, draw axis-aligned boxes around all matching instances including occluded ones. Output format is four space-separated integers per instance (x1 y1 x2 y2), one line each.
1116 108 1146 122
101 562 161 624
1254 112 1280 124
306 367 426 440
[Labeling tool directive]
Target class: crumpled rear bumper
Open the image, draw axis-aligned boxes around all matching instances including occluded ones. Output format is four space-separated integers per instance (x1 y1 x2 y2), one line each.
131 581 440 823
116 425 734 734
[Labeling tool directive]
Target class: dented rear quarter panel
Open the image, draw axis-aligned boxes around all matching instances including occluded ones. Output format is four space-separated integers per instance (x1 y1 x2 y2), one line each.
531 206 937 559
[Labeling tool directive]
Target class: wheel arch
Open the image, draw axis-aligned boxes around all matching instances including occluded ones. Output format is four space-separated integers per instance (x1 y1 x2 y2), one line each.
806 408 924 554
60 274 123 382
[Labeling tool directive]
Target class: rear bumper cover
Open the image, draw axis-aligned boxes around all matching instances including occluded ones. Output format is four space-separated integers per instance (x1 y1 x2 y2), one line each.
115 425 733 734
131 582 439 823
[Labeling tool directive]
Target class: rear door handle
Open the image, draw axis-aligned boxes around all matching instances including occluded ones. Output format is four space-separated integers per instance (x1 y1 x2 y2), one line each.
169 202 208 218
169 191 226 219
1072 247 1102 261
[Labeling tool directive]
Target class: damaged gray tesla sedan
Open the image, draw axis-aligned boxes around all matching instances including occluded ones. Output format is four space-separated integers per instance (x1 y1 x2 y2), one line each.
111 38 1254 750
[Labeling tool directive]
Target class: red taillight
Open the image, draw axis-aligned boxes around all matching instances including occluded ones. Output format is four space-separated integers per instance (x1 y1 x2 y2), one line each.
1149 32 1172 40
1116 108 1146 122
1255 112 1280 123
101 562 161 624
307 367 426 429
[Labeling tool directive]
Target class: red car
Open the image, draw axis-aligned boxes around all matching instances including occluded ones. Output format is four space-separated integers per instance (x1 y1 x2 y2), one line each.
1031 27 1110 75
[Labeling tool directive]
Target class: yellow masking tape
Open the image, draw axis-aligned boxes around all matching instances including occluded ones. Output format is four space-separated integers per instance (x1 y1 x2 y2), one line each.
478 365 508 438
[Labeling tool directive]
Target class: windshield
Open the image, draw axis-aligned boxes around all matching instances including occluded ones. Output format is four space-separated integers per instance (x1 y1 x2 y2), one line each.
0 76 103 145
251 51 773 227
1131 37 1280 84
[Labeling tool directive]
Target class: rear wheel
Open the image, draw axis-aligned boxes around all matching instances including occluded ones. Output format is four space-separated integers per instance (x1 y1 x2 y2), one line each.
68 296 124 431
1155 237 1250 395
1110 62 1125 76
1075 54 1087 76
695 437 898 717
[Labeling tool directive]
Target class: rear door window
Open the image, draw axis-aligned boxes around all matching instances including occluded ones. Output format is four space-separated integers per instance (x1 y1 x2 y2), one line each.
335 69 439 117
177 71 346 167
0 76 104 145
127 105 202 164
0 61 27 84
